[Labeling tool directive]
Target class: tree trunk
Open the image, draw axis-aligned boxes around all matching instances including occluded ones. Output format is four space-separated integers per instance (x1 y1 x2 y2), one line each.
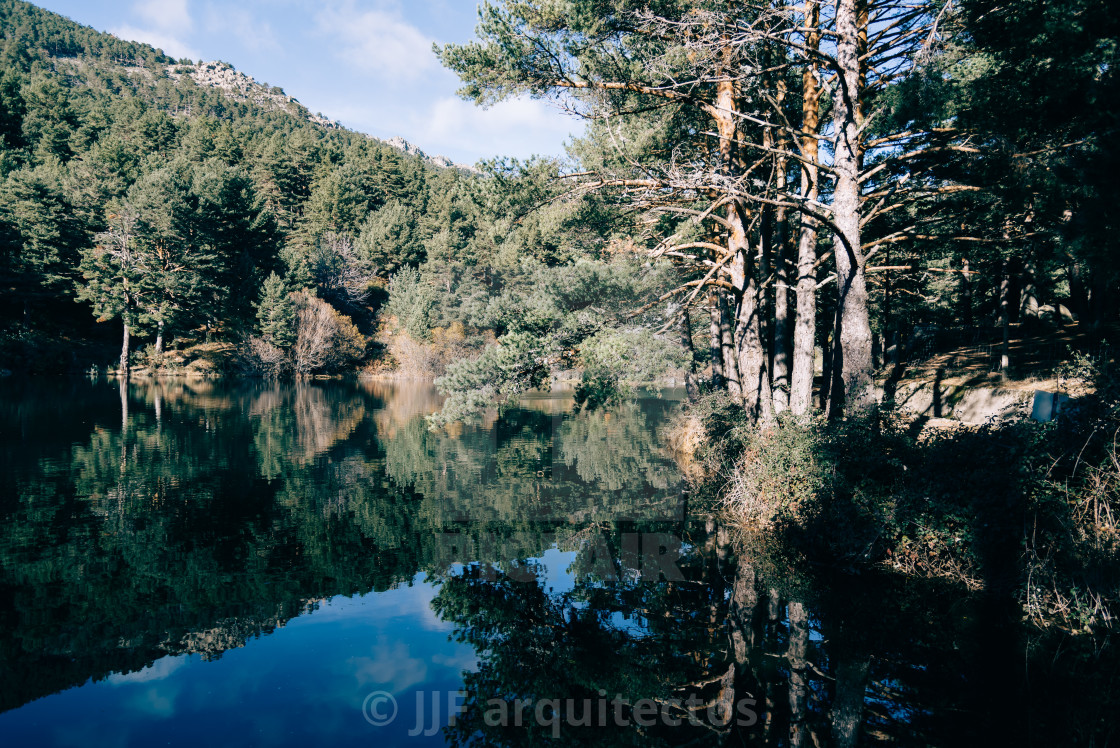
829 0 874 417
789 0 822 417
679 306 700 403
770 75 792 414
1000 258 1011 380
721 293 742 402
759 206 773 390
772 236 791 413
727 188 774 425
1020 255 1040 324
120 321 131 380
712 68 765 420
960 258 973 326
830 657 870 748
787 601 810 748
155 318 164 355
1067 260 1088 323
820 324 833 411
709 290 725 388
738 273 775 426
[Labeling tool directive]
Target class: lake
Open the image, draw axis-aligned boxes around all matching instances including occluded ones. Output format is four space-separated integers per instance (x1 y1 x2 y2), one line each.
0 379 1115 746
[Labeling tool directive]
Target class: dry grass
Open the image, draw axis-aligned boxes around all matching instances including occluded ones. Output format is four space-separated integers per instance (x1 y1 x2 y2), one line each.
372 321 493 380
661 410 713 483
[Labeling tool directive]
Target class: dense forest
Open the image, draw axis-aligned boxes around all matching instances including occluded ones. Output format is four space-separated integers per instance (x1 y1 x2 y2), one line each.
0 0 638 387
434 0 1119 422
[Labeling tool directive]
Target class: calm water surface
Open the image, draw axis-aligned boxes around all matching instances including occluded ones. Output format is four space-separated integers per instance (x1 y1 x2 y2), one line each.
0 379 1115 747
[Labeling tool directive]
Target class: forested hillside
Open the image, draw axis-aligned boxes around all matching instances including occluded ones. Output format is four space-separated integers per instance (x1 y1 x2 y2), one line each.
0 0 647 383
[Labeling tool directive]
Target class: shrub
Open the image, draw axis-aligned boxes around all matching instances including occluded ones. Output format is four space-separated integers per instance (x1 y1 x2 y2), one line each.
240 336 291 377
385 267 438 341
291 292 365 374
723 415 831 530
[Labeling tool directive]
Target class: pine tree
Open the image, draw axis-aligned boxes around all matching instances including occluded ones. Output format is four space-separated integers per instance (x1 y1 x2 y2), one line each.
0 164 85 303
256 271 296 348
127 164 215 351
20 74 77 163
76 207 146 377
356 199 422 273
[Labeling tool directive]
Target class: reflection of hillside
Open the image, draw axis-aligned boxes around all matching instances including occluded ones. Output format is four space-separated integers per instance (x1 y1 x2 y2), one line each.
176 603 320 661
0 381 397 714
249 384 366 479
359 380 445 439
0 379 685 715
558 403 676 492
382 400 685 526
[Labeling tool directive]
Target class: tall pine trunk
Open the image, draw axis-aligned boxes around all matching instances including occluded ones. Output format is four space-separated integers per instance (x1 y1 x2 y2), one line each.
720 293 742 402
790 0 822 417
155 318 165 355
120 321 131 380
738 270 775 425
715 71 773 426
709 291 725 388
829 0 874 417
771 76 792 413
679 306 699 402
713 71 761 416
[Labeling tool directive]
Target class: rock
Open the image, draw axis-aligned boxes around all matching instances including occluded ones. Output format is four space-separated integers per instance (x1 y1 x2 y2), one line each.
1031 390 1070 422
879 381 1032 424
374 136 477 173
167 62 477 172
166 60 344 130
1037 304 1076 323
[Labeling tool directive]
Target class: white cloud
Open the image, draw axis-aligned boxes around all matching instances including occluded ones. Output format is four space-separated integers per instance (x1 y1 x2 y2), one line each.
204 5 279 52
305 94 580 164
133 0 193 32
315 3 438 81
107 655 189 685
110 24 201 61
348 640 428 693
130 685 179 717
418 96 581 162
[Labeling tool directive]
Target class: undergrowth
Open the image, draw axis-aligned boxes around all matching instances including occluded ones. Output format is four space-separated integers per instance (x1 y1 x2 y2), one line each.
672 362 1120 632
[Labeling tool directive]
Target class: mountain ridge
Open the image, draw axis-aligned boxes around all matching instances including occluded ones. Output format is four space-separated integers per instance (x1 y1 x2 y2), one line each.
163 59 475 172
0 0 472 171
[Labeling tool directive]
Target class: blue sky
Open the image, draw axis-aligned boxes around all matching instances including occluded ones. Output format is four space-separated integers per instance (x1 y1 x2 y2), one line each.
33 0 583 165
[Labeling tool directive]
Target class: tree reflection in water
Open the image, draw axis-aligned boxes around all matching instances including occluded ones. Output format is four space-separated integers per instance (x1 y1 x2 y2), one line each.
0 379 1115 745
